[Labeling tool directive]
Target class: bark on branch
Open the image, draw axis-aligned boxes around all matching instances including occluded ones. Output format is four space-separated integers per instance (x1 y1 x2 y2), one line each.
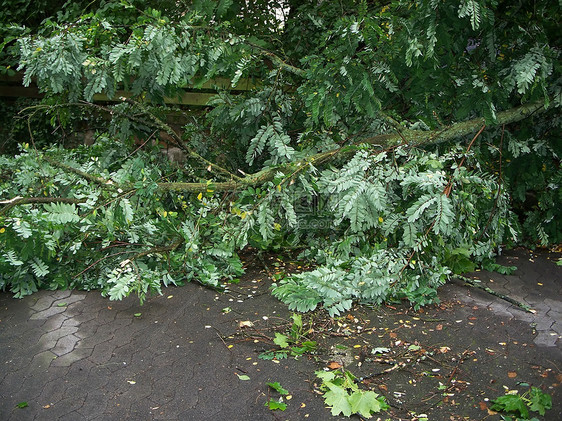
3 102 547 205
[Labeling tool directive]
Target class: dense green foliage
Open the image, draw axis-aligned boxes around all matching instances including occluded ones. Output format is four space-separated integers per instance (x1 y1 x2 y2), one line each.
1 1 560 313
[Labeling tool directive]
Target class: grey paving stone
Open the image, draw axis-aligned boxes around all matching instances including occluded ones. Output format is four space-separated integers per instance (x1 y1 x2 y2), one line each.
545 298 562 315
42 312 69 332
88 341 119 365
34 395 86 421
505 307 535 323
29 294 57 312
51 290 73 300
36 326 79 350
52 334 80 357
77 329 115 348
534 331 560 347
0 370 26 399
30 305 68 320
61 317 81 328
533 318 555 331
29 350 57 370
76 390 110 420
53 293 86 307
36 378 68 407
72 311 100 324
51 347 94 367
487 301 513 318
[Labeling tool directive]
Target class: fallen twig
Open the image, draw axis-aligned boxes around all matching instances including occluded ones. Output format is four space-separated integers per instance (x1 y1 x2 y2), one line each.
457 275 534 313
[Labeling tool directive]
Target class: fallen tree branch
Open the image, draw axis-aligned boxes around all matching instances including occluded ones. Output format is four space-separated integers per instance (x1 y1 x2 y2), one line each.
2 102 548 209
361 101 545 148
157 181 240 192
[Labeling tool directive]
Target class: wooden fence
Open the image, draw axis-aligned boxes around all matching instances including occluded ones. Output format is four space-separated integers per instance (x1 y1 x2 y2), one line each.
0 72 257 106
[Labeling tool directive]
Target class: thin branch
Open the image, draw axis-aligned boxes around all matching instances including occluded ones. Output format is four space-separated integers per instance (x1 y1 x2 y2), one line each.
457 275 534 313
123 99 243 182
443 124 486 197
247 42 306 77
0 196 86 216
73 250 136 279
43 156 120 189
123 239 185 263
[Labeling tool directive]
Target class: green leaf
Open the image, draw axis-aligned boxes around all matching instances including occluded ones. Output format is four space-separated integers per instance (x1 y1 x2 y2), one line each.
237 374 250 381
324 387 353 417
528 387 552 415
491 394 529 419
31 258 50 278
16 401 28 409
265 399 287 411
291 313 303 330
267 382 289 395
273 332 290 349
348 390 384 417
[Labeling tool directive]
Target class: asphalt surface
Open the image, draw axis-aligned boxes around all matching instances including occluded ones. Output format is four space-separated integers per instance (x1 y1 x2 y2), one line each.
0 247 560 420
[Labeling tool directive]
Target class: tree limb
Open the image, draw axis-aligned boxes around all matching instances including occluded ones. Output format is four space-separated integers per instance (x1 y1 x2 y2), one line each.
3 102 547 204
248 42 306 77
43 156 119 188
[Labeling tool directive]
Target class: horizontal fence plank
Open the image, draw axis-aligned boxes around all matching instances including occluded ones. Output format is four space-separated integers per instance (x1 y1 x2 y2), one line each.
0 72 258 106
92 90 216 106
0 85 43 99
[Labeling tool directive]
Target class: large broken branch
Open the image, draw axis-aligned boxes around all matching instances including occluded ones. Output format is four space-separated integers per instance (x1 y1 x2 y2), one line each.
144 102 545 193
2 101 548 212
361 101 545 148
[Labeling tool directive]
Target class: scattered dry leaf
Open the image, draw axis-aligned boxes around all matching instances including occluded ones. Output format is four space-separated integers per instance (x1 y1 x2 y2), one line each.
239 320 254 328
478 401 488 411
436 324 443 331
507 371 517 378
327 361 342 370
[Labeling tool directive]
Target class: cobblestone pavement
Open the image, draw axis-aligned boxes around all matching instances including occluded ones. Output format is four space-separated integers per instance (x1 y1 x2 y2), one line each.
443 248 561 349
0 248 560 420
